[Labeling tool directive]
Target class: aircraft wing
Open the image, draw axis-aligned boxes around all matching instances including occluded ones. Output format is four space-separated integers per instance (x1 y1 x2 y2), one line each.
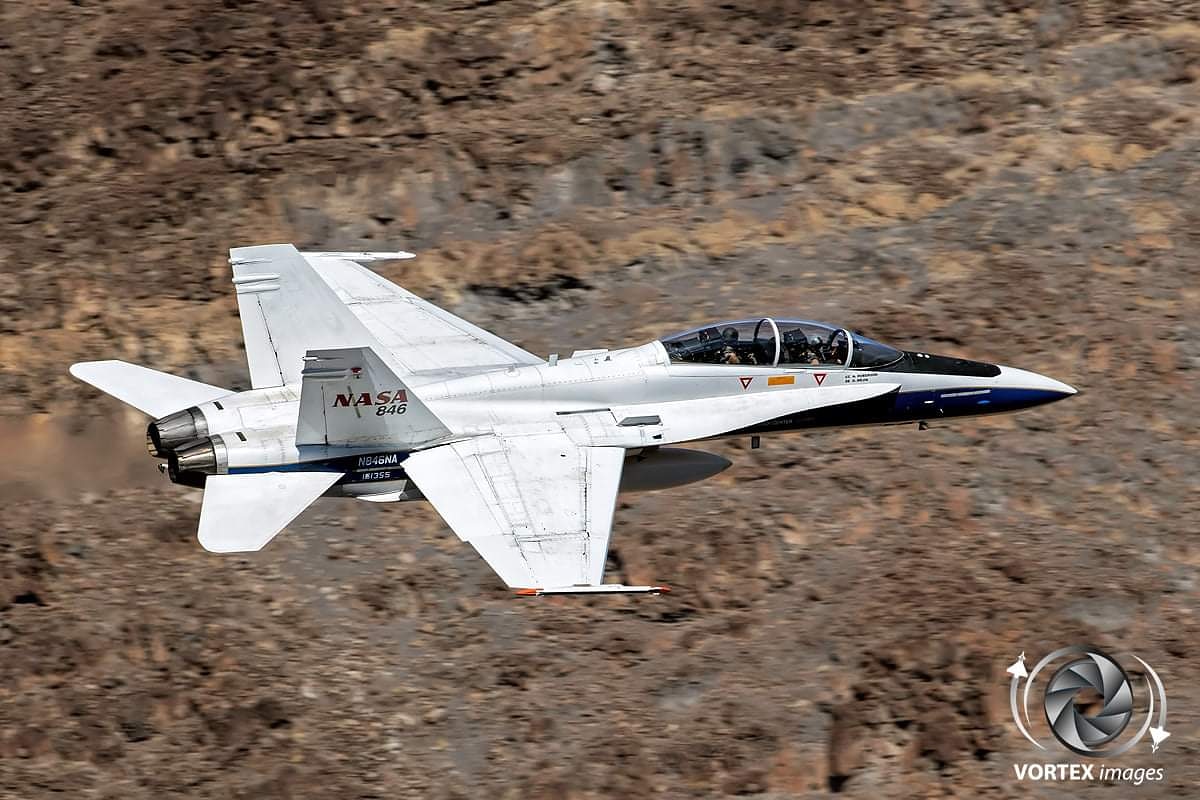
230 244 385 389
402 431 629 591
306 254 543 374
229 244 539 391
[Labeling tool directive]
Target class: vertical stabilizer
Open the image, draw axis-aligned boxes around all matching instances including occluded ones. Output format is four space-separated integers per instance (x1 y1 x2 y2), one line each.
297 347 450 448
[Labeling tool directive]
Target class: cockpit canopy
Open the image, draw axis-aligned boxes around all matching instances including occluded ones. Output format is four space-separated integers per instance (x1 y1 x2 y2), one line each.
659 318 903 369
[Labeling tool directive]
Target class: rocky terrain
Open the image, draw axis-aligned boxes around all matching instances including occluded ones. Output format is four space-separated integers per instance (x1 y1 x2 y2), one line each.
2 1 1199 798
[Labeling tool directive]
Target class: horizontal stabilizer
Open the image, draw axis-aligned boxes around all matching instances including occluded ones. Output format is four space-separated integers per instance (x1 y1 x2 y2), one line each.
198 471 342 553
69 360 231 418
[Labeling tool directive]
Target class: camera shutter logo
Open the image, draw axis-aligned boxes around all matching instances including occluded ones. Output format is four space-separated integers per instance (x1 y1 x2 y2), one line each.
1044 652 1132 756
1007 646 1170 757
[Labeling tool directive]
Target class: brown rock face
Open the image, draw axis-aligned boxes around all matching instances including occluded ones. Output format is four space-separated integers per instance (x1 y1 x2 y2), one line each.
3 3 1199 798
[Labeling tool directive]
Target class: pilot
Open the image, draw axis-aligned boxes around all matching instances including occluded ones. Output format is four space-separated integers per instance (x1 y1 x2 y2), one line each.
783 341 808 364
806 335 826 364
720 327 742 364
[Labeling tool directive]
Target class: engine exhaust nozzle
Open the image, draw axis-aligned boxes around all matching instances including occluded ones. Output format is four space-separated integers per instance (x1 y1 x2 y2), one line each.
166 435 228 488
147 406 208 457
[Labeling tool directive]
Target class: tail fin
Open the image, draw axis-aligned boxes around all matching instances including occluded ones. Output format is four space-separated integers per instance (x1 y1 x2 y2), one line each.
69 360 231 418
296 346 450 447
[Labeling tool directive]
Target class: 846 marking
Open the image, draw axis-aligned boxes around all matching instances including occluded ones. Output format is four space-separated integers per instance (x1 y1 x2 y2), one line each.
375 403 408 416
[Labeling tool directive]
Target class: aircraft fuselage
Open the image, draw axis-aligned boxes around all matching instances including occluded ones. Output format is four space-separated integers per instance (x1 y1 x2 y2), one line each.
155 340 1075 499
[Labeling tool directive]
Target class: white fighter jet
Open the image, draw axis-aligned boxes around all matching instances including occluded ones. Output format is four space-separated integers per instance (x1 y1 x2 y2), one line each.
70 245 1077 595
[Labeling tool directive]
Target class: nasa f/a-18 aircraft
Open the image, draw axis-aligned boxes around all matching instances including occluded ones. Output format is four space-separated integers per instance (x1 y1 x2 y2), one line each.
70 245 1076 596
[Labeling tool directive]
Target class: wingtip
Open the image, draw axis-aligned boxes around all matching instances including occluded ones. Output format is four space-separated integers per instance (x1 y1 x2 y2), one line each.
68 359 133 384
301 250 417 262
513 584 672 596
68 359 115 379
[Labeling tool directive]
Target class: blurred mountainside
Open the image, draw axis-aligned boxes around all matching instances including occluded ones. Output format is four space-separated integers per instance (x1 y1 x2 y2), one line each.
1 2 1199 799
0 2 1198 409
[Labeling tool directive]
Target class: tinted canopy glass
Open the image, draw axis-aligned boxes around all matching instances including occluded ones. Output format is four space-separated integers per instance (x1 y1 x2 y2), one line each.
661 318 903 369
848 332 903 369
774 320 849 367
660 319 778 366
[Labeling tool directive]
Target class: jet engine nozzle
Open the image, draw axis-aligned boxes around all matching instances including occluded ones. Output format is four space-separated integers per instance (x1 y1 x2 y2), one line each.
147 406 209 457
166 435 228 488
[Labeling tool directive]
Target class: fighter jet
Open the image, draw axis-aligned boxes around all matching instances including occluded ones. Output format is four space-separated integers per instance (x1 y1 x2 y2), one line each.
69 245 1077 595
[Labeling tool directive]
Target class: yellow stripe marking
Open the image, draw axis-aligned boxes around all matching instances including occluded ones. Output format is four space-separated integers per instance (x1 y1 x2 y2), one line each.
768 375 795 386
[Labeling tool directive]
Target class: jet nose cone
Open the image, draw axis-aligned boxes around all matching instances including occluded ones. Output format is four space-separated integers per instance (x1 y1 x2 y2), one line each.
996 366 1078 406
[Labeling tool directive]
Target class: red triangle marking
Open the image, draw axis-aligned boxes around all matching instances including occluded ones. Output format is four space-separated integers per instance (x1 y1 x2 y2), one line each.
739 376 753 390
814 372 827 386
